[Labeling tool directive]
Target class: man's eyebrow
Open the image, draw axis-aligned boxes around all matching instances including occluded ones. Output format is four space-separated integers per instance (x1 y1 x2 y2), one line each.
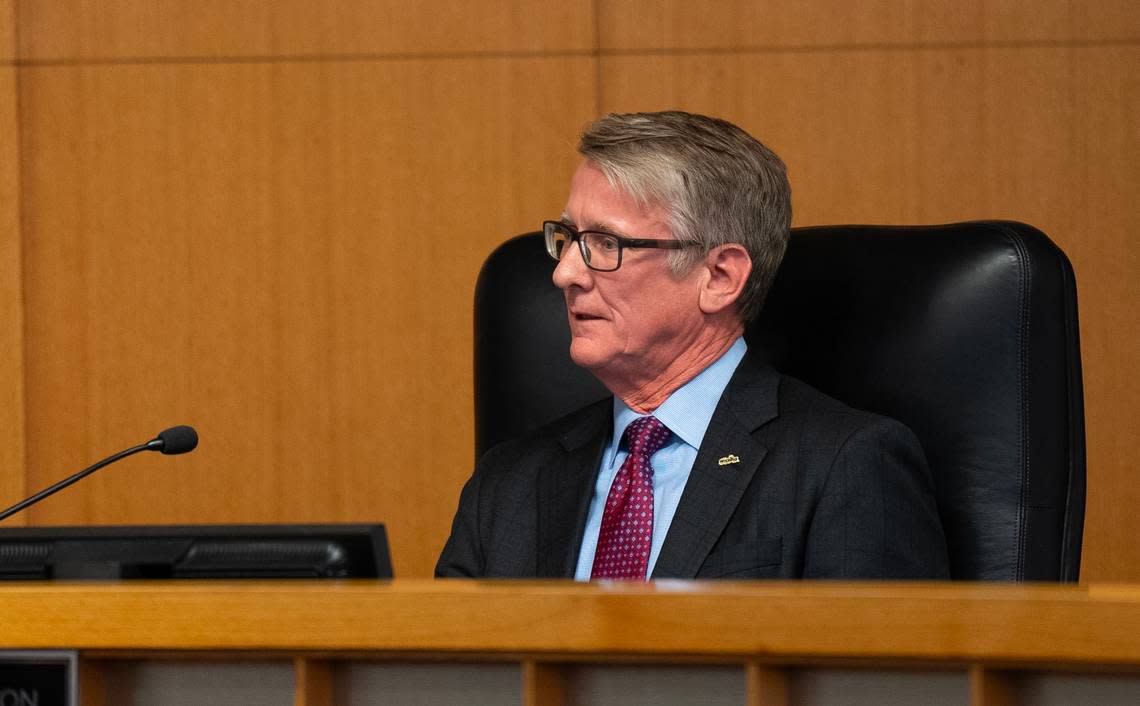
561 215 625 235
588 221 622 234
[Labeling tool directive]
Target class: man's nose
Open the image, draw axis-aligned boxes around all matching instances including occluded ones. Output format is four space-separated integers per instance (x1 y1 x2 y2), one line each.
552 242 592 290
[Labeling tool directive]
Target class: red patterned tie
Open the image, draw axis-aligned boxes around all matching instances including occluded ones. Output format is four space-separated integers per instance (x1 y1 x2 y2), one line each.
591 416 671 580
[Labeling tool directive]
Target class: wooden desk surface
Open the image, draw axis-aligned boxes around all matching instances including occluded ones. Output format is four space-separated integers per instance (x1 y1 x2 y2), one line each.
2 580 1140 667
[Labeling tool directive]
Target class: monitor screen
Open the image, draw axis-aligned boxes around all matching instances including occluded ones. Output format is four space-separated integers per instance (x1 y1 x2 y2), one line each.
0 524 392 580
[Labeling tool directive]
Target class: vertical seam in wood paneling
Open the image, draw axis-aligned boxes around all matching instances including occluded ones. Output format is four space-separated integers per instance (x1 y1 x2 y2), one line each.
10 0 27 520
592 0 602 113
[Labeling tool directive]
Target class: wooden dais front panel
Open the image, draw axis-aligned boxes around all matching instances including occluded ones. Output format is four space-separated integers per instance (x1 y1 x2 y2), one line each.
4 580 1140 705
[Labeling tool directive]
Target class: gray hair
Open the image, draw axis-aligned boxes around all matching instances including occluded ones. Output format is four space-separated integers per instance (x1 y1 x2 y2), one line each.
578 111 792 323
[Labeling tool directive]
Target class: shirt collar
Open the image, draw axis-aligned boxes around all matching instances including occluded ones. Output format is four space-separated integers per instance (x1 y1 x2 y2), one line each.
606 337 748 465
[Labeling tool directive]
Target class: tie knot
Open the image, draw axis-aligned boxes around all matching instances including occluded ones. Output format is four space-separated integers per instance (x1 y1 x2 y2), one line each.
623 416 671 458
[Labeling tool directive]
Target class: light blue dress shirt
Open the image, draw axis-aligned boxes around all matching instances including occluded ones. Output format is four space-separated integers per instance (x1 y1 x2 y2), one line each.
573 337 748 580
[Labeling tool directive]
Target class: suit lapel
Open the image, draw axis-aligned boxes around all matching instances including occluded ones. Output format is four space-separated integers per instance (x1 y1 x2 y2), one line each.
535 401 610 578
652 358 780 579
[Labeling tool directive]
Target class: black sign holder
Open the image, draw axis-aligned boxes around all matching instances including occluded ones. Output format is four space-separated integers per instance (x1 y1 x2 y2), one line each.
0 651 77 706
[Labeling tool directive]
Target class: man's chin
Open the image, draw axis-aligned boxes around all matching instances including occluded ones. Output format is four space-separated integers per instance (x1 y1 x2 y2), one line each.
568 339 613 372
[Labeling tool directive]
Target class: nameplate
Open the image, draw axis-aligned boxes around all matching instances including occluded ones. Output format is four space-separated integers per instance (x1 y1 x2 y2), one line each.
0 652 76 706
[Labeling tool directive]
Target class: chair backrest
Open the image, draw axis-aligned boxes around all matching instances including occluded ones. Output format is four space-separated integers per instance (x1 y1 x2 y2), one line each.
474 221 1086 581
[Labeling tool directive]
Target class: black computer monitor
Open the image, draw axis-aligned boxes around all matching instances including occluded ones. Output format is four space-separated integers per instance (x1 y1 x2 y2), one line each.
0 524 392 580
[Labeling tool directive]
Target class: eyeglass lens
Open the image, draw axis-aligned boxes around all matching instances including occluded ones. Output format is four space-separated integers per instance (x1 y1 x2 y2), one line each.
545 223 620 271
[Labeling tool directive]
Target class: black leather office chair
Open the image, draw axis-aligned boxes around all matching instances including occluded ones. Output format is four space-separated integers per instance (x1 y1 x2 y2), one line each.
474 222 1085 582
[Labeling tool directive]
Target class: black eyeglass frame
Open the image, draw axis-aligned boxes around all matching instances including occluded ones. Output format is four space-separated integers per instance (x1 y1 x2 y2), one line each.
542 220 698 272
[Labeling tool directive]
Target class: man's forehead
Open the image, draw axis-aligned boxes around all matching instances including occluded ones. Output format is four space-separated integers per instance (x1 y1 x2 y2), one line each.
563 161 671 235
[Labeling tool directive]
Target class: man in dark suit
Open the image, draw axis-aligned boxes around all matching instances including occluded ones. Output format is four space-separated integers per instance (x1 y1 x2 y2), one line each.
438 111 949 580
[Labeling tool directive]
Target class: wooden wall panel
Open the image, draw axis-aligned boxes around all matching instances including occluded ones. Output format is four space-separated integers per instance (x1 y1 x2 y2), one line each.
598 0 1140 49
599 46 1140 581
10 0 1137 583
1071 47 1140 584
0 64 24 521
1 0 14 61
19 57 596 575
18 0 594 60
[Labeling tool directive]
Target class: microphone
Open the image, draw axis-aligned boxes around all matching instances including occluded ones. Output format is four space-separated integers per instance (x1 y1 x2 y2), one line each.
146 425 199 455
0 425 198 522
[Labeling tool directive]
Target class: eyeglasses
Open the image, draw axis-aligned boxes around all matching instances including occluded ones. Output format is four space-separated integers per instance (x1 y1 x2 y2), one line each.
543 220 698 272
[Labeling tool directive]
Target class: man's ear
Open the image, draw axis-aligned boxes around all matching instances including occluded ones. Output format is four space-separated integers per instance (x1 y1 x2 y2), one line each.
698 244 752 315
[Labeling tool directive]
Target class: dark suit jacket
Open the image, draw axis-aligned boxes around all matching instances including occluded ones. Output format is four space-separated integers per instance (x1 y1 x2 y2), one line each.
437 354 950 579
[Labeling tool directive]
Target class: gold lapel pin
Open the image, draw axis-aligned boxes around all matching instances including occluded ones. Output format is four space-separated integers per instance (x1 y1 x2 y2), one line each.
718 454 741 466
